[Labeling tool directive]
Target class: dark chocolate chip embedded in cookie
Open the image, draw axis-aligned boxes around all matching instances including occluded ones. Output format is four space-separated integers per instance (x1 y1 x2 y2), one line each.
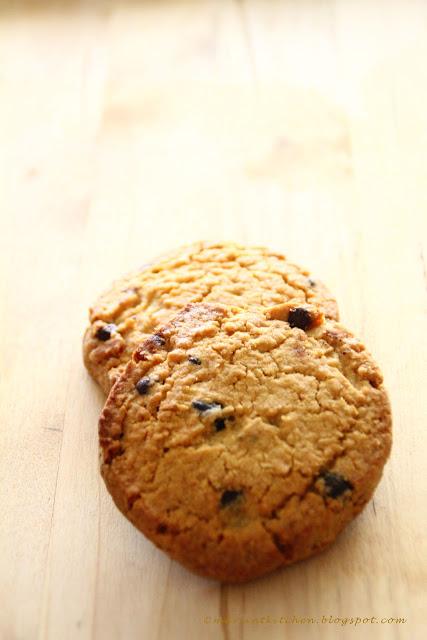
84 242 339 393
266 302 324 331
214 418 226 432
220 490 243 508
288 307 314 330
319 471 353 499
99 303 391 583
192 400 223 412
95 323 118 341
135 376 152 395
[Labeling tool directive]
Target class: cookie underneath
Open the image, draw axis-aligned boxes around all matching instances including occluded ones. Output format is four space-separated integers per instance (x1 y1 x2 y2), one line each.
99 303 391 582
84 242 339 393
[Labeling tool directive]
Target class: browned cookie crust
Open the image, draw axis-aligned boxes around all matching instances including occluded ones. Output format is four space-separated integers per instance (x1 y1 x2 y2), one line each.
83 243 339 393
99 303 391 583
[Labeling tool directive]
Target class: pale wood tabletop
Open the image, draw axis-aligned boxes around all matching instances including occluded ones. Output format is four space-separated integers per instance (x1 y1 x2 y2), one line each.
0 1 426 639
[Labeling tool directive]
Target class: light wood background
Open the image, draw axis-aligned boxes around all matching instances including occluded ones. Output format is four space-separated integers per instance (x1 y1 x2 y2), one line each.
0 1 426 639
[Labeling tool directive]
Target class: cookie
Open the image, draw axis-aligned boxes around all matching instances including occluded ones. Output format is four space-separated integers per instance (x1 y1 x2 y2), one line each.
83 242 339 393
99 303 391 582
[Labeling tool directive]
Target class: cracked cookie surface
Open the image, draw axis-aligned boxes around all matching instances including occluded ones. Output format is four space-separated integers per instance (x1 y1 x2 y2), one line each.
99 303 391 582
84 242 339 393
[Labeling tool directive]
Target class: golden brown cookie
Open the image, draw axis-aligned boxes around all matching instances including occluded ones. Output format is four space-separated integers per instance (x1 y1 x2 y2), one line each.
83 243 339 393
99 303 391 583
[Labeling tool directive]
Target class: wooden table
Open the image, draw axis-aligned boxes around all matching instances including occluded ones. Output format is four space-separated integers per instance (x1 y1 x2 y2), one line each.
1 1 426 638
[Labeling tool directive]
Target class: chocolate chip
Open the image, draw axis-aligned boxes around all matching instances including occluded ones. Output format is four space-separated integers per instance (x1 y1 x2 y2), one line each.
156 524 168 534
145 333 166 353
321 471 353 498
308 278 316 287
95 323 117 341
214 418 226 432
220 490 242 508
135 376 152 395
288 307 313 331
188 355 202 365
192 400 222 412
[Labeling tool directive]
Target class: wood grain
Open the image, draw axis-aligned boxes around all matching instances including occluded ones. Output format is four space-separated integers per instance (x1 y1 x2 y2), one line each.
0 1 425 639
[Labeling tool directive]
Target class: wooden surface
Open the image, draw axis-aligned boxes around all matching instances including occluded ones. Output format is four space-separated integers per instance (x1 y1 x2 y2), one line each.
0 1 426 639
